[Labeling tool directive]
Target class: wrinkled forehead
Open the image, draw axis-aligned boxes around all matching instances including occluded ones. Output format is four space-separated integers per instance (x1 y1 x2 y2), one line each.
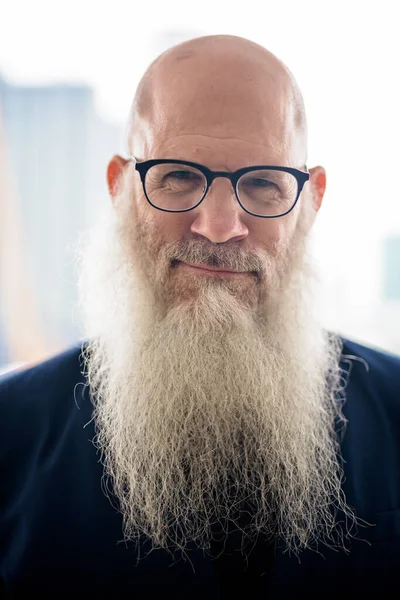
130 48 305 164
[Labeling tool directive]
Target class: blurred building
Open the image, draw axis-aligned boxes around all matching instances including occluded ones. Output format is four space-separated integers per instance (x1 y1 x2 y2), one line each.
375 234 400 354
0 75 123 367
383 236 400 301
360 234 400 356
0 100 49 368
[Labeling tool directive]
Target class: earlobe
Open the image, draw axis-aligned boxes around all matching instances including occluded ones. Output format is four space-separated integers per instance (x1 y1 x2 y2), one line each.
308 166 326 212
106 155 129 201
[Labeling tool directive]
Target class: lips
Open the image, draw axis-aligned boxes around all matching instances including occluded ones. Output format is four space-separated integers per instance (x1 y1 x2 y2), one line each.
171 259 259 280
172 260 252 278
183 263 242 274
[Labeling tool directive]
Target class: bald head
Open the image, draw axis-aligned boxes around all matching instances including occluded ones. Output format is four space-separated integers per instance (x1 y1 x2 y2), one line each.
128 35 307 167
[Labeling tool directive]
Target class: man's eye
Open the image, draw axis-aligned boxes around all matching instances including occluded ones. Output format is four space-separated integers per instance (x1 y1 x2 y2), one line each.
166 171 195 180
250 178 273 187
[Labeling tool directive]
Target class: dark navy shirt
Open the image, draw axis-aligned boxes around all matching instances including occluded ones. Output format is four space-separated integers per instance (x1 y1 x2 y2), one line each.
1 338 400 598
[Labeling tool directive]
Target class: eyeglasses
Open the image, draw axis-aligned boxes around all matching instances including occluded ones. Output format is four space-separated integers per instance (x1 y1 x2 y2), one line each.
129 156 310 218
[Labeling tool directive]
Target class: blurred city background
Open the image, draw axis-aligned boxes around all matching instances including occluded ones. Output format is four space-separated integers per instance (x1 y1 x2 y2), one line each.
0 1 399 373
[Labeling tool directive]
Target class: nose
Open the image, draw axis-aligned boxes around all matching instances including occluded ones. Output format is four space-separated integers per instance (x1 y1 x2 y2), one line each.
189 178 249 244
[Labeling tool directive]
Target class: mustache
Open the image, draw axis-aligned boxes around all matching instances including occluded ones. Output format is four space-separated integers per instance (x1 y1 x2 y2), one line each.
164 237 268 277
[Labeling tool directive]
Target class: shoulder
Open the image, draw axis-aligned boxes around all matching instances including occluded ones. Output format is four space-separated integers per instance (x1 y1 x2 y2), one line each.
340 337 400 385
0 344 93 532
341 336 400 369
0 343 89 455
339 336 400 416
0 342 87 409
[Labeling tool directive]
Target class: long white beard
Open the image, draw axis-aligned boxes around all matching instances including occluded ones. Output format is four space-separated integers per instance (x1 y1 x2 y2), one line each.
77 178 358 559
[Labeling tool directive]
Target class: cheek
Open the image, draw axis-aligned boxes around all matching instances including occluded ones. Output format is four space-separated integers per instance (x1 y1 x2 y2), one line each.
251 217 296 256
148 212 194 243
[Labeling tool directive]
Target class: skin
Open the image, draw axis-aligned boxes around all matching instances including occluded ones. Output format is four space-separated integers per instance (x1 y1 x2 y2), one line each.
106 35 327 268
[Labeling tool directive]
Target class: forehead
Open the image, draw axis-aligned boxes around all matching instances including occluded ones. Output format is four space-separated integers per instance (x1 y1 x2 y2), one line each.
132 53 303 168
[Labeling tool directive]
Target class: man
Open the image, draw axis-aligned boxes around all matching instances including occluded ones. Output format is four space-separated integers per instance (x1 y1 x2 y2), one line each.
1 35 399 598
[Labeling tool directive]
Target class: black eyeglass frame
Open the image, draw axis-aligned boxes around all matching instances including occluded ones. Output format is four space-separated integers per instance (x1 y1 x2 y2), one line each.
129 155 310 218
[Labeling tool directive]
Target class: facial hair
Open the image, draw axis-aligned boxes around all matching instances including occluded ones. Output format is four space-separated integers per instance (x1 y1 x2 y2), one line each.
78 171 359 559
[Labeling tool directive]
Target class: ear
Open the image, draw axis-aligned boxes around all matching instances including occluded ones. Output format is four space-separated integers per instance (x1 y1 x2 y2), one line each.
106 155 129 203
307 166 326 212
